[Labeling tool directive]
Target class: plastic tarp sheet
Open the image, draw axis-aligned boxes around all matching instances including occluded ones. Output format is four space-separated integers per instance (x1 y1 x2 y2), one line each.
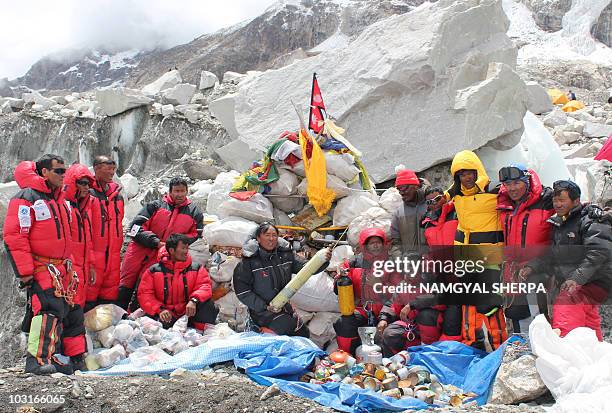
87 332 518 412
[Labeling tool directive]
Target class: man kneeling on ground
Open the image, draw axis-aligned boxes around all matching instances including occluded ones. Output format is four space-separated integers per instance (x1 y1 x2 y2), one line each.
137 233 218 330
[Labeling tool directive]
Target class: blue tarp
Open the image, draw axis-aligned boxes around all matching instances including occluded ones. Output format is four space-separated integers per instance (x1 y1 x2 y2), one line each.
89 333 520 412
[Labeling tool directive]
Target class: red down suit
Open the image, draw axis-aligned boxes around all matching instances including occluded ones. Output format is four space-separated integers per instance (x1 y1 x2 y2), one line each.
62 164 95 308
120 194 203 290
3 161 85 361
88 180 124 303
137 250 213 329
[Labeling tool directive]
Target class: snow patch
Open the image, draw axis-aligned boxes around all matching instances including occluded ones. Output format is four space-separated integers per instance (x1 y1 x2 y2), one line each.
503 0 612 66
59 65 79 76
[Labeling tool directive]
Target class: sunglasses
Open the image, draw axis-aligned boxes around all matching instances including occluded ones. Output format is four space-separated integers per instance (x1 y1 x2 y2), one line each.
51 168 66 175
498 166 527 183
75 179 90 186
94 160 116 166
553 180 579 191
426 195 443 205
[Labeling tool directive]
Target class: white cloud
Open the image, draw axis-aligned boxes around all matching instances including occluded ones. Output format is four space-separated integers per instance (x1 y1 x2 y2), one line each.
0 0 276 80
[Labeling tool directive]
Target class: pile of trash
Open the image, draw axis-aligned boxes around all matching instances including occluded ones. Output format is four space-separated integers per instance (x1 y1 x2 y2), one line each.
83 304 235 370
304 346 476 406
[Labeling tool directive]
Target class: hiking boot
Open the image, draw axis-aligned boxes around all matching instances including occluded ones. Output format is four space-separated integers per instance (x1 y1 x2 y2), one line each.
70 355 87 372
51 356 74 375
25 356 57 375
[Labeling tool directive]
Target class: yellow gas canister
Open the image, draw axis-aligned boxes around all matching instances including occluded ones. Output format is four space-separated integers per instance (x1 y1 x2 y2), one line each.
336 270 355 316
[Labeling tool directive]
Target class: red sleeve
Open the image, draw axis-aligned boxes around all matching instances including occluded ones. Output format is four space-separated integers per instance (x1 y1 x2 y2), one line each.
137 269 163 315
3 198 34 277
190 266 212 303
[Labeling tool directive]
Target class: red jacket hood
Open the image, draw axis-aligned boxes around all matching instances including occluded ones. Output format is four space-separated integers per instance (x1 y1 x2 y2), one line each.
158 247 193 272
497 169 544 212
358 227 389 262
63 164 95 203
163 193 191 207
14 161 51 193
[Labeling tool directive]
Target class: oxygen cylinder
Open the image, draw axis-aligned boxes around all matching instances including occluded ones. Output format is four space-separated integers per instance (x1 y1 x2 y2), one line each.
336 270 355 316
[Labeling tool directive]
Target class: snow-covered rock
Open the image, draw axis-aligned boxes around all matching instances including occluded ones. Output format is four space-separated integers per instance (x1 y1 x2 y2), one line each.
96 88 153 116
583 121 612 138
161 104 175 117
477 112 570 187
215 139 260 172
0 102 12 114
4 98 24 109
59 108 78 117
209 93 238 139
222 71 247 84
119 173 139 200
553 130 581 145
23 91 56 110
141 70 182 96
543 108 568 128
199 71 218 90
525 81 553 114
50 96 68 105
161 83 197 106
229 0 528 182
184 109 203 123
586 160 612 205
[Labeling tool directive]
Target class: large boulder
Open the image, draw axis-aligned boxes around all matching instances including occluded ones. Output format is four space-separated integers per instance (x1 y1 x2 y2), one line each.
199 71 219 90
525 81 553 115
96 88 153 116
215 139 260 172
586 160 612 206
228 0 527 182
161 84 197 106
141 70 182 96
583 122 612 138
182 159 222 181
22 91 56 110
209 93 239 139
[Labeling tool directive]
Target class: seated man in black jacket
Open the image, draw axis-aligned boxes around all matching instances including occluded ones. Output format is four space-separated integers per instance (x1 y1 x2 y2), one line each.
233 222 331 337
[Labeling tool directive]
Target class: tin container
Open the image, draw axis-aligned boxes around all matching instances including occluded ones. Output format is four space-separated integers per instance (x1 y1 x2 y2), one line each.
341 376 354 385
400 387 414 398
363 377 381 392
382 377 398 390
396 366 409 380
408 365 430 384
364 351 383 365
382 388 402 399
363 363 376 377
374 367 386 381
390 350 410 366
333 362 349 377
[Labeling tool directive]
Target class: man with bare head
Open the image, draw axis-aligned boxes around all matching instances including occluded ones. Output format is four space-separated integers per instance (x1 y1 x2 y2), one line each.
86 155 124 310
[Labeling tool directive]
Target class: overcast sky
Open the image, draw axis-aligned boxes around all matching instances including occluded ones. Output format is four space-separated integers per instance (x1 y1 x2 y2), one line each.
0 0 276 80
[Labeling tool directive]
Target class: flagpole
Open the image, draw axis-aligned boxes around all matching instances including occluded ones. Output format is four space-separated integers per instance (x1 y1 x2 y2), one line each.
308 72 316 132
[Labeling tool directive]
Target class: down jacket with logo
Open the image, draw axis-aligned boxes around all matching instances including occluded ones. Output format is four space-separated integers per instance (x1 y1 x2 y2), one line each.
120 194 203 290
137 249 212 317
3 161 72 289
233 237 328 321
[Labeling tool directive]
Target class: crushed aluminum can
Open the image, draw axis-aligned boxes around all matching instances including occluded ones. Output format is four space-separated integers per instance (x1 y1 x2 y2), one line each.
363 363 376 377
363 377 381 392
382 377 398 390
374 367 386 381
382 388 402 399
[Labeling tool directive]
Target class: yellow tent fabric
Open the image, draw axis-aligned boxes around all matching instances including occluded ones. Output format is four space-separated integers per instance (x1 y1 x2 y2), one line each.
548 88 569 105
299 129 335 216
562 100 585 112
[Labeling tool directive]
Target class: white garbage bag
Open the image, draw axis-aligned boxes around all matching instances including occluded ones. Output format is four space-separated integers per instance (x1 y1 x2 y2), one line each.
203 217 257 247
290 272 339 312
189 238 210 266
324 153 360 182
268 169 299 196
98 326 116 348
308 311 341 349
328 245 354 272
208 252 240 283
278 160 305 177
206 171 240 215
95 344 126 368
190 179 213 212
129 346 172 368
297 174 351 199
529 314 612 412
347 207 392 247
379 187 403 214
333 194 379 227
219 193 274 223
215 291 249 332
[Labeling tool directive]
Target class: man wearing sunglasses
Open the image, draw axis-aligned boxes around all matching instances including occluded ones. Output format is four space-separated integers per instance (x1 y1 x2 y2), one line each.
3 154 78 374
496 164 554 334
87 156 124 311
521 180 611 340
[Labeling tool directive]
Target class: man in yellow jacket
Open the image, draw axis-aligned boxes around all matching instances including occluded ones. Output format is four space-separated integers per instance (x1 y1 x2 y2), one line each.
445 150 507 350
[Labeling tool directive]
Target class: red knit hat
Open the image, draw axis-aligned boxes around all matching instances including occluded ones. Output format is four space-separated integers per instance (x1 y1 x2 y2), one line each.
395 169 420 187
